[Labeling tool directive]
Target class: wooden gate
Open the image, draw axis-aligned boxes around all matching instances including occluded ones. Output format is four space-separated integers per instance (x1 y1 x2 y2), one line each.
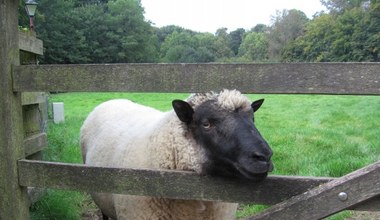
1 1 379 219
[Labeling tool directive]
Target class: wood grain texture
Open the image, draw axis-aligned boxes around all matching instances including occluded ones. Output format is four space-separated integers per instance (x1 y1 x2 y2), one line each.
13 63 380 94
18 160 331 204
248 161 380 220
22 104 42 137
0 0 30 219
23 133 47 157
18 32 43 55
21 92 47 105
352 195 380 211
17 159 379 211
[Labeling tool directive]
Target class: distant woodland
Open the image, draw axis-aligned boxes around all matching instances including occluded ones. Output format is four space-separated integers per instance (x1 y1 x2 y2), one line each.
19 0 380 64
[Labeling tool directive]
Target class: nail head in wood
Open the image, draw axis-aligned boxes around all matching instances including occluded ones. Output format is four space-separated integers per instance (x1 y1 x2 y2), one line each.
338 192 348 201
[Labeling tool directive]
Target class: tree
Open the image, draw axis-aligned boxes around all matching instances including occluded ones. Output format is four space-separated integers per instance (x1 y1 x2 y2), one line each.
214 28 234 59
267 9 309 61
281 13 335 62
251 24 268 33
238 32 268 61
155 25 187 45
320 0 371 14
282 1 380 62
330 8 368 61
215 27 229 38
36 0 90 63
18 0 29 29
366 1 380 60
195 33 217 61
95 0 158 63
35 0 158 64
228 28 245 55
160 31 195 61
74 0 109 7
160 31 215 63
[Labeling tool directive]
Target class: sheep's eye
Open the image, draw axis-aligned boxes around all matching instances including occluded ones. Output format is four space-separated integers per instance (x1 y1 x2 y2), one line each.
202 121 212 129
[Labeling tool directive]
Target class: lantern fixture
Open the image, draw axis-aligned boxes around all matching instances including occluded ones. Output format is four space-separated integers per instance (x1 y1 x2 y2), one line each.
25 0 38 31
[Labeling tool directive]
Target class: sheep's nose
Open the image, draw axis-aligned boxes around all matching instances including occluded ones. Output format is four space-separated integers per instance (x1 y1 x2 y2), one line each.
251 152 274 172
251 153 268 162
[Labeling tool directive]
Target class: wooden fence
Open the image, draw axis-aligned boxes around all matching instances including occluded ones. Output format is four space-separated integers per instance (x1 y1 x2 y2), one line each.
1 1 379 219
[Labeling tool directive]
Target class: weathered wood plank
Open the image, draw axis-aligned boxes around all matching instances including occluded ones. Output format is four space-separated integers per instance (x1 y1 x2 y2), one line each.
12 63 380 94
21 92 47 105
352 195 380 211
23 104 43 137
18 32 43 55
17 159 379 211
248 161 380 220
0 0 30 219
18 160 332 205
23 133 47 157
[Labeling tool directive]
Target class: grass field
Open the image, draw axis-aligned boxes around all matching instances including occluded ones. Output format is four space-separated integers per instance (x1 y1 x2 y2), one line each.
30 92 380 219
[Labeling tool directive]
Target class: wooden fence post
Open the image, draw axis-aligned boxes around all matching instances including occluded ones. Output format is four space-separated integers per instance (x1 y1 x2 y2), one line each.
0 0 30 219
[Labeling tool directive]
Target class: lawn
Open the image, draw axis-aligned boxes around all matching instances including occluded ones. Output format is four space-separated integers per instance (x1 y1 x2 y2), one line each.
30 92 380 219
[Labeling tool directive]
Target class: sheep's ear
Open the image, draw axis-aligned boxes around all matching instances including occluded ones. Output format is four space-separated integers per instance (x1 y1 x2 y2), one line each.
251 99 264 112
172 100 194 124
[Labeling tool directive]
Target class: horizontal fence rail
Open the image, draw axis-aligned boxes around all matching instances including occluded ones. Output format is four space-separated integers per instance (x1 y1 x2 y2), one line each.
17 160 332 204
18 159 379 211
13 63 380 95
23 133 47 157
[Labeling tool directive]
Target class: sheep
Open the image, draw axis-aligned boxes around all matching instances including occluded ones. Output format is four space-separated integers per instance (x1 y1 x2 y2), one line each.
80 89 273 220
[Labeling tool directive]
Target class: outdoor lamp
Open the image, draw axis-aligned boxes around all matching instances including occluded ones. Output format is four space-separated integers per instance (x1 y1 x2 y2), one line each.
25 0 38 31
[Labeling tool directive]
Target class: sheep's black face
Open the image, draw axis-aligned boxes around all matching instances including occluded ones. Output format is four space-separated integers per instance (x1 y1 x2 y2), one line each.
172 99 273 181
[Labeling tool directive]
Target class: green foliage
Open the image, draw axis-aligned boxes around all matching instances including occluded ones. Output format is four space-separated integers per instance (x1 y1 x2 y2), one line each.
238 32 268 61
36 0 158 64
19 0 379 63
281 14 336 62
367 1 380 60
321 0 372 14
159 30 218 63
18 0 30 29
251 24 268 33
160 31 196 62
155 25 188 45
36 0 89 64
282 2 380 62
267 9 309 61
228 28 245 55
214 28 235 59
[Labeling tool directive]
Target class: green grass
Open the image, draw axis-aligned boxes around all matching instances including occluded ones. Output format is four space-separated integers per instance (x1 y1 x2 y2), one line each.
30 190 96 220
30 92 380 219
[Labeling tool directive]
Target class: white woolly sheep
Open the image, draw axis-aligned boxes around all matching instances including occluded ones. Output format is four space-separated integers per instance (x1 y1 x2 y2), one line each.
80 89 273 220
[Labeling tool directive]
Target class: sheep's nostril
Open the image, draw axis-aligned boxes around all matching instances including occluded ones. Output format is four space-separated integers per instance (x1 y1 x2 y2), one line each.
251 153 267 162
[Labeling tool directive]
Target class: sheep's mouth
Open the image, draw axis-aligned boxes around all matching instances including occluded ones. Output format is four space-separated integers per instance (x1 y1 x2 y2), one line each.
233 162 269 181
204 156 271 181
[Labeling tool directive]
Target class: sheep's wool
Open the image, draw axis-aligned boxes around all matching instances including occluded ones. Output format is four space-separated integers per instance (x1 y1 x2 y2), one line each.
188 89 252 112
